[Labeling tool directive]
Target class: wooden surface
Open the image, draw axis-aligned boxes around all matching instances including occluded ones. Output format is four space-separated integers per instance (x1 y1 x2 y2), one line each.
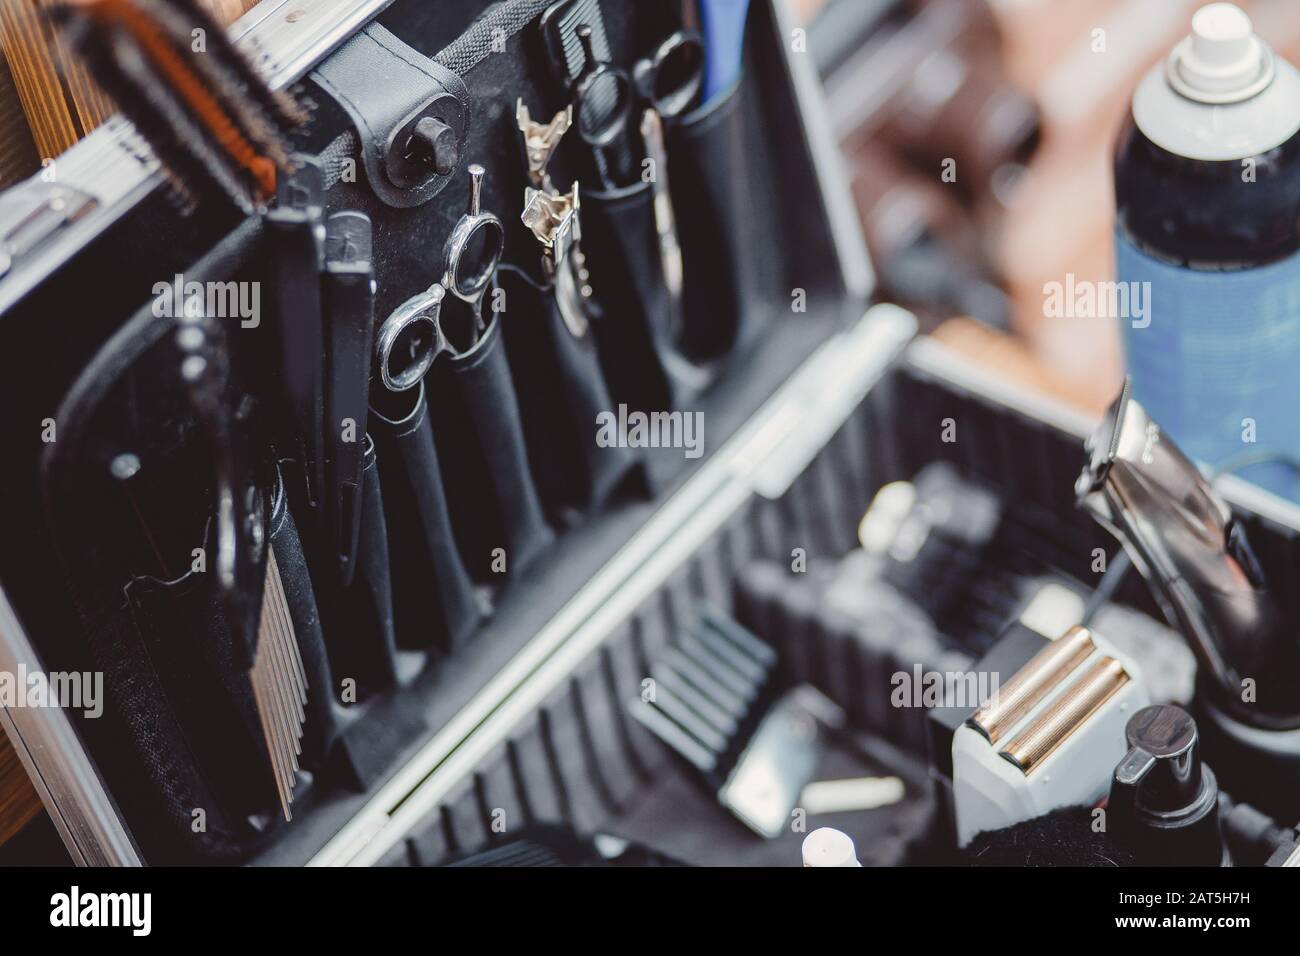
0 31 38 189
0 0 262 186
0 0 87 162
0 729 41 848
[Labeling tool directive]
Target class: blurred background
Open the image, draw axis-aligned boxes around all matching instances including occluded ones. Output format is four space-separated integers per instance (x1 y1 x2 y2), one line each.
790 0 1300 414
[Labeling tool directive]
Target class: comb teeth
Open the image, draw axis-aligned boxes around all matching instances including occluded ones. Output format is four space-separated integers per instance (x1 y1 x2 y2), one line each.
250 548 308 821
55 0 305 211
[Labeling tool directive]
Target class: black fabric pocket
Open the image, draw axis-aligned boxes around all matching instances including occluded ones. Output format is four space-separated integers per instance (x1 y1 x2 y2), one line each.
326 436 425 695
370 383 484 653
265 473 345 772
581 181 711 412
669 81 767 361
123 570 277 829
497 267 645 523
77 592 267 862
105 469 344 859
426 318 555 581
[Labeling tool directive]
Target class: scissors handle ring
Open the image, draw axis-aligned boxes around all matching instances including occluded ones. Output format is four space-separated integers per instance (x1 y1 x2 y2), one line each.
443 211 506 308
376 283 446 392
634 29 705 121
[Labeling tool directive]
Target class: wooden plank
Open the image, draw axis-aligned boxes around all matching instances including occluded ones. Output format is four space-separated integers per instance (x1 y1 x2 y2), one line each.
38 0 116 138
0 44 39 188
0 728 42 848
0 0 263 164
0 0 81 159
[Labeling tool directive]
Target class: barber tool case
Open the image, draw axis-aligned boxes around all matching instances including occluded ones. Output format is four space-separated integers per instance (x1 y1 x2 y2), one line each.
2 0 1299 868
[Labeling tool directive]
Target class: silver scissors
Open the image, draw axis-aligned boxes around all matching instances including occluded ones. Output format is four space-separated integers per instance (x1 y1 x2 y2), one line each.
442 163 505 334
376 164 505 392
633 30 704 342
633 29 705 123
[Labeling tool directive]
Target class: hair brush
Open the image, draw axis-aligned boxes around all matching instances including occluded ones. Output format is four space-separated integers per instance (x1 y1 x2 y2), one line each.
52 0 307 212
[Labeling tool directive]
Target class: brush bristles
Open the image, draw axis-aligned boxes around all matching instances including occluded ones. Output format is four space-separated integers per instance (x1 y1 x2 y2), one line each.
55 0 307 211
164 0 308 128
139 0 294 166
250 548 308 821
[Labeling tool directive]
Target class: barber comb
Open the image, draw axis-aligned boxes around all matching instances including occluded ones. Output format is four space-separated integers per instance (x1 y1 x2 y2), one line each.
53 0 307 212
176 311 307 820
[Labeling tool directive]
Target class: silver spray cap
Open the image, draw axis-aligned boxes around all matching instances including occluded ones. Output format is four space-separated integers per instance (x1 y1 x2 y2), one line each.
1131 2 1300 161
1167 3 1274 104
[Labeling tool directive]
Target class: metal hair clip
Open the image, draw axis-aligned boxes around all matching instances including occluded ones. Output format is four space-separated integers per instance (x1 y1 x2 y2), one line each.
516 102 573 192
521 183 590 339
515 99 594 339
522 183 580 279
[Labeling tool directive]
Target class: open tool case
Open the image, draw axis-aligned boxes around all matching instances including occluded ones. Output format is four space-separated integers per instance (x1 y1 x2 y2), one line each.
1 0 1298 868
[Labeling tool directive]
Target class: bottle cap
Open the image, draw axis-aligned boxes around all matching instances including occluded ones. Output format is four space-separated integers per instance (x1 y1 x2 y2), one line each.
801 828 862 867
1118 704 1203 812
1167 4 1274 104
1131 2 1300 160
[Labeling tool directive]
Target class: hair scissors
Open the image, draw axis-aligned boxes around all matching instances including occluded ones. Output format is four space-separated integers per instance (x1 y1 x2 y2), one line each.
632 30 704 343
573 25 639 189
633 29 705 124
442 163 506 333
376 164 505 392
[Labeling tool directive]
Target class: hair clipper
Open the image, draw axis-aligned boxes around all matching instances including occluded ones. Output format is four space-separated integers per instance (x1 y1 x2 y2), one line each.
1077 382 1300 819
1076 380 1300 728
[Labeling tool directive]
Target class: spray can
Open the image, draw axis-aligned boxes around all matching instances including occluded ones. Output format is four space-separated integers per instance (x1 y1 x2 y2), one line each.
1115 3 1300 500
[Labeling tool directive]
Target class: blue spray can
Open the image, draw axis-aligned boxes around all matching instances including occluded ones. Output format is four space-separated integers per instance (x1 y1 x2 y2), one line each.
1115 3 1300 500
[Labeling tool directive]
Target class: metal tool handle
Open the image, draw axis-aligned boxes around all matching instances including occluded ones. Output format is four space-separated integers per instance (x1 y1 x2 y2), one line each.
376 284 448 393
443 164 506 329
633 29 705 121
573 26 638 188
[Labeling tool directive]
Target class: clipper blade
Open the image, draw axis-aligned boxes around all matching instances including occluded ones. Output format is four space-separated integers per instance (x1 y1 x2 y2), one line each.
968 625 1096 744
999 656 1130 774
